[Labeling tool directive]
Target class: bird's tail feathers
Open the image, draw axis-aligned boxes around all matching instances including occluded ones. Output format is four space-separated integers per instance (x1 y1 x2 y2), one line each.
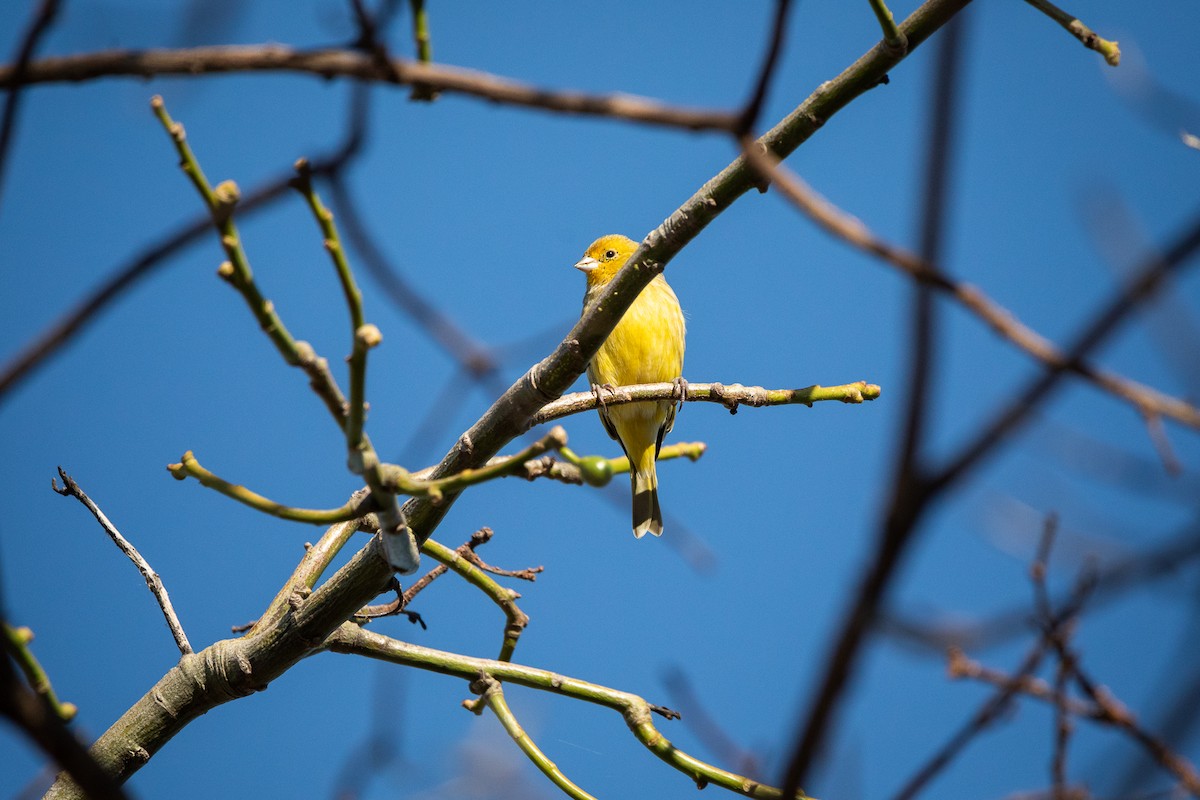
631 454 663 538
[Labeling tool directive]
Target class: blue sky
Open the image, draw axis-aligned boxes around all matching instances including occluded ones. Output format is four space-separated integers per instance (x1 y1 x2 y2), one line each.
3 2 1200 798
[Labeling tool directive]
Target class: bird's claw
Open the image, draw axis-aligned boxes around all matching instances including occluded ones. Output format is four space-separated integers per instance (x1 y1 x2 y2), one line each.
591 382 618 411
671 376 689 410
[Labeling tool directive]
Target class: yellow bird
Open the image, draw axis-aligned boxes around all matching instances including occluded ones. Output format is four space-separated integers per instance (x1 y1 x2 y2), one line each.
574 234 686 538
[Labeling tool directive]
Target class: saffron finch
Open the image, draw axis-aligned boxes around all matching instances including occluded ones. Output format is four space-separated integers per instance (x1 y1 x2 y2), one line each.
574 234 686 538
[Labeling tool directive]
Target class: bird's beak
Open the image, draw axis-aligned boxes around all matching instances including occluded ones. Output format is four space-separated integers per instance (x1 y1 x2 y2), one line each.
574 256 598 273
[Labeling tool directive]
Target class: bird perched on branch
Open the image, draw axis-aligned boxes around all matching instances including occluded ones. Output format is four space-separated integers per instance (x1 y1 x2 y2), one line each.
574 234 686 538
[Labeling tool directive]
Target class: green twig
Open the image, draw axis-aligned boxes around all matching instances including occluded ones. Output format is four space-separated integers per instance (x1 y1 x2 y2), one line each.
409 0 432 63
167 451 373 524
385 426 571 501
150 96 301 363
407 0 438 100
328 624 811 799
1022 0 1120 66
288 158 378 451
555 441 707 487
3 623 77 721
421 536 530 661
150 96 350 424
868 0 907 51
286 160 402 559
475 676 597 800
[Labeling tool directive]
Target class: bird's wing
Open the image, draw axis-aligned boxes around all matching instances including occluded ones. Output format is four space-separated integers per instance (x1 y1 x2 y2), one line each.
597 402 621 443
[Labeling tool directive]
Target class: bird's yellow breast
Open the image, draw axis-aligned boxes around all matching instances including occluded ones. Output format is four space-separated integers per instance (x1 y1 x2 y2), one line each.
586 274 686 389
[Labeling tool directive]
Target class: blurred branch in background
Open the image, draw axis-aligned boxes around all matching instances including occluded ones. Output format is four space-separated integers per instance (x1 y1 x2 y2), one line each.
739 144 1200 432
0 0 60 214
780 11 970 792
0 619 127 800
662 666 764 781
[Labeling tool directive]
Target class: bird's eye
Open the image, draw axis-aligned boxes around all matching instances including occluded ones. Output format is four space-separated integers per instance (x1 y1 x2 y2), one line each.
604 249 617 260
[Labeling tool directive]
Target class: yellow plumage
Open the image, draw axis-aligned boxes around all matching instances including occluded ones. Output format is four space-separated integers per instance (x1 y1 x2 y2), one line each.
574 234 686 538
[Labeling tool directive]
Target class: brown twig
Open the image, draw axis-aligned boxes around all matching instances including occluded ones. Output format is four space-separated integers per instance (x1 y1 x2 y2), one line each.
736 0 793 136
894 524 1095 800
0 46 741 132
52 468 192 656
895 639 1054 800
325 175 498 379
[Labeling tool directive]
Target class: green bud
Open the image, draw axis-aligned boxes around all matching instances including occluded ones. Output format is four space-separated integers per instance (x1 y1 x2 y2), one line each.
577 456 614 487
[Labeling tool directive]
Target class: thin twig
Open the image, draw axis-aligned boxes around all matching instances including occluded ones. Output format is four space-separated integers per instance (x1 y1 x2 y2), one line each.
325 175 497 378
167 451 375 524
0 630 129 800
867 0 908 51
894 640 1054 800
1062 651 1200 794
1 46 742 132
2 623 76 720
509 441 707 488
52 468 192 656
930 209 1200 495
353 527 539 661
894 531 1094 800
1021 0 1120 65
473 675 598 800
420 536 533 662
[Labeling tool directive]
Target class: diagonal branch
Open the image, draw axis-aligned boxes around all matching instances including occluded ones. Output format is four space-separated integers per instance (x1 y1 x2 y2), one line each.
738 141 1200 431
52 468 192 656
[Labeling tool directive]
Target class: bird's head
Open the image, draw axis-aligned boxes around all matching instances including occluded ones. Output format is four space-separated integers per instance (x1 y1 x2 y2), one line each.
573 234 639 288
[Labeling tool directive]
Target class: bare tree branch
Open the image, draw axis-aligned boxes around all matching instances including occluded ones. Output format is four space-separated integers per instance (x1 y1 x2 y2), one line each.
0 46 741 132
52 468 192 656
739 145 1200 431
